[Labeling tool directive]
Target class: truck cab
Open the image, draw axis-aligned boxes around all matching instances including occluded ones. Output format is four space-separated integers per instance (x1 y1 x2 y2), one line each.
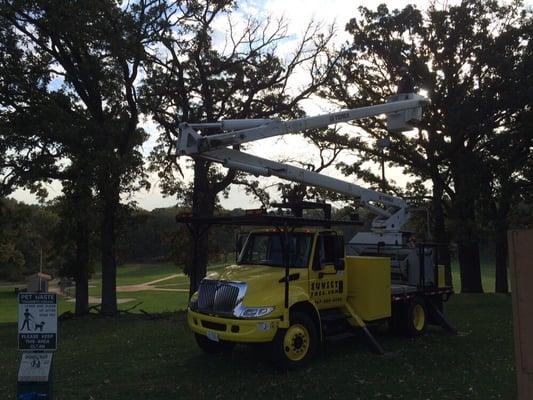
188 228 344 365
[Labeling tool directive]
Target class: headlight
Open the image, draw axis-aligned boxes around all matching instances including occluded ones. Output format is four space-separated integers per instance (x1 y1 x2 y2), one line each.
189 292 199 311
236 306 275 319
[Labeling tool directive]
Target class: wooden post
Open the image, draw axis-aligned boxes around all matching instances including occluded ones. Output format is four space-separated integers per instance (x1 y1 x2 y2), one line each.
508 229 533 399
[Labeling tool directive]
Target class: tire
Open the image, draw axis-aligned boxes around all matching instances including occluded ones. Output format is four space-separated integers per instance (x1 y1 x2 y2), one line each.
194 333 236 354
270 311 318 369
404 297 428 337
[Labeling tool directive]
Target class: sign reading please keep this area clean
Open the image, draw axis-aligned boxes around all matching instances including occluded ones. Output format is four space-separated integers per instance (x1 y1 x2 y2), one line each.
18 293 57 351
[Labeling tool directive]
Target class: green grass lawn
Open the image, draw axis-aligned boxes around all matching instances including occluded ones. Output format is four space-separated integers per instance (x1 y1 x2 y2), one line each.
0 294 515 399
0 261 226 324
451 260 501 293
0 259 501 324
0 261 515 398
0 289 77 324
90 262 184 286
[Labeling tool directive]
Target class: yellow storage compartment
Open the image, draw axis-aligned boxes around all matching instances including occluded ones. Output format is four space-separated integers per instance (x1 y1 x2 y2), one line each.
345 256 391 321
438 264 446 288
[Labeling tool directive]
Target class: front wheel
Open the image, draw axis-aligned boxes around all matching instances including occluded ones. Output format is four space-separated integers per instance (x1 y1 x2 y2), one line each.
270 311 318 369
194 333 236 354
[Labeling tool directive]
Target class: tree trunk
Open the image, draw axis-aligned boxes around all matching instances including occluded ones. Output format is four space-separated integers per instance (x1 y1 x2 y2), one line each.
188 223 210 297
430 178 452 285
188 160 216 297
457 239 483 292
454 199 484 293
450 152 483 293
73 179 90 315
100 182 119 316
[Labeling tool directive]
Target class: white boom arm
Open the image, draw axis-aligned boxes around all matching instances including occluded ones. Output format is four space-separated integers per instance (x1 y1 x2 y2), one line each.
176 93 429 234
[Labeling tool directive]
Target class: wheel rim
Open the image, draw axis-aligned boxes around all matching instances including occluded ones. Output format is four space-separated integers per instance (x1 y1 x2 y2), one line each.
413 304 425 331
283 323 310 361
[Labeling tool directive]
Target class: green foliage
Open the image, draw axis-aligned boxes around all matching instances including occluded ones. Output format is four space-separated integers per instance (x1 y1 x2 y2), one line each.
325 0 531 203
0 0 168 314
143 1 336 200
117 206 185 264
46 194 98 280
0 197 239 279
0 198 60 280
0 242 25 281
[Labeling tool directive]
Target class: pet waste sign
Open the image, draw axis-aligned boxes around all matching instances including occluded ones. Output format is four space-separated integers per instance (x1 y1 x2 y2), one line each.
18 293 57 351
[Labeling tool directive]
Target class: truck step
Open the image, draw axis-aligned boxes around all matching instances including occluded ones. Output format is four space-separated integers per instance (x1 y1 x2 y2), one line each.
320 310 348 322
325 331 357 342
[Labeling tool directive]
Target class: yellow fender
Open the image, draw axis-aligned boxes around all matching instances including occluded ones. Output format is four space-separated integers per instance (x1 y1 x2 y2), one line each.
280 291 323 342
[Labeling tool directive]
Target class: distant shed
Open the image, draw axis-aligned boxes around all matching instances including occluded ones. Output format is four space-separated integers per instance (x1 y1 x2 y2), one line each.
26 272 52 292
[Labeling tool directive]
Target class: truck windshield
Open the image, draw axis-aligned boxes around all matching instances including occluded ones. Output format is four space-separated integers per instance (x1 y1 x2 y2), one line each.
238 232 313 268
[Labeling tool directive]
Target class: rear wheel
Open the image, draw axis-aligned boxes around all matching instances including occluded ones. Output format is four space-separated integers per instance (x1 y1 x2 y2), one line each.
404 297 428 337
194 333 236 354
270 311 318 369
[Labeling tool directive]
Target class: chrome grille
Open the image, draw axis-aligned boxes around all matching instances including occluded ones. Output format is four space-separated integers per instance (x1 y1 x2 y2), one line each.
213 284 239 313
198 280 217 310
198 279 243 315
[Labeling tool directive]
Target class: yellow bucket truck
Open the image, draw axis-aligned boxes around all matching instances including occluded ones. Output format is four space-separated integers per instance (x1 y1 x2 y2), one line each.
181 210 454 368
176 93 455 367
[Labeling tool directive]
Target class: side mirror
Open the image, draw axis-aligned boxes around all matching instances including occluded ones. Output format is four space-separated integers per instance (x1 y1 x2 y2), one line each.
334 258 345 271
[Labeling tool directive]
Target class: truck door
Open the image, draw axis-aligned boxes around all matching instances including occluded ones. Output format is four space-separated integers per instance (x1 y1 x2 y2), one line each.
309 233 346 309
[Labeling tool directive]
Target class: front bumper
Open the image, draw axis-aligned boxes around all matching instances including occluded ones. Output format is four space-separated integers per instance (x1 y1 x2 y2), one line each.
187 309 281 343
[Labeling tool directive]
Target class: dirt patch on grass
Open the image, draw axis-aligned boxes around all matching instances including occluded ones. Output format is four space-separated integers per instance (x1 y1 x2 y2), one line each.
116 273 188 293
66 296 136 304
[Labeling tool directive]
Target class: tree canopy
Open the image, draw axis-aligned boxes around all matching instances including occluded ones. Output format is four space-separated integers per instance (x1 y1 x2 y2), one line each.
0 0 531 303
142 0 339 293
320 0 533 292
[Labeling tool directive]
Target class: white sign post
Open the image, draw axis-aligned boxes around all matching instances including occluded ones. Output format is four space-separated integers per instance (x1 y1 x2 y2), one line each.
18 292 57 351
17 292 57 399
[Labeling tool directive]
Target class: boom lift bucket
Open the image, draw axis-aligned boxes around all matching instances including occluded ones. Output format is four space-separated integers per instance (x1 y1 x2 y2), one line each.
387 93 424 132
